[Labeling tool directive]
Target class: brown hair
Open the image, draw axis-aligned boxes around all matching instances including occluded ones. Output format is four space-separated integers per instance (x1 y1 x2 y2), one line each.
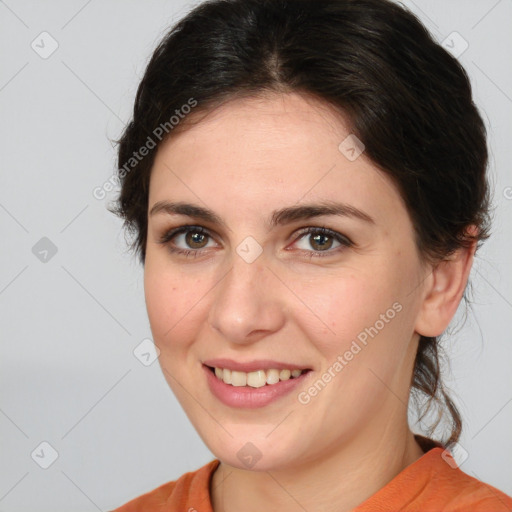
110 0 491 446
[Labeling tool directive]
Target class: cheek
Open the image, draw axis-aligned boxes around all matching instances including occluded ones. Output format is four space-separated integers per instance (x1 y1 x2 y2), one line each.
297 266 416 377
294 273 416 413
299 271 398 343
144 263 209 350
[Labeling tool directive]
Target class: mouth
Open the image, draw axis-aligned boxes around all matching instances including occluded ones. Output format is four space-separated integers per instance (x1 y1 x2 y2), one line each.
204 364 312 388
203 362 313 408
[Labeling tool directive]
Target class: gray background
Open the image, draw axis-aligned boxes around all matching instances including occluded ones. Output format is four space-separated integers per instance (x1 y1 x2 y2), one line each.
0 0 511 510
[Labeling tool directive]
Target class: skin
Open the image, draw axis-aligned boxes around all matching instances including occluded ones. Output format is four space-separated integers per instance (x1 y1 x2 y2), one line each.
144 92 476 512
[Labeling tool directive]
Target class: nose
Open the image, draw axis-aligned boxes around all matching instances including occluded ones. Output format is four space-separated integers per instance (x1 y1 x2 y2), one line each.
208 252 286 346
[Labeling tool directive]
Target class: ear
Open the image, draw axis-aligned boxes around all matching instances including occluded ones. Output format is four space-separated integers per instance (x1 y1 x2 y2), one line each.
414 226 478 338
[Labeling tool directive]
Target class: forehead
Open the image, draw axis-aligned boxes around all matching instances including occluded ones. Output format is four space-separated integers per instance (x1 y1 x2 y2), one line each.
161 92 351 162
148 92 404 225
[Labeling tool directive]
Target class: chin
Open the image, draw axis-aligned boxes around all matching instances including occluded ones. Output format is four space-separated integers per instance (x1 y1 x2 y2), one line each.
204 433 303 472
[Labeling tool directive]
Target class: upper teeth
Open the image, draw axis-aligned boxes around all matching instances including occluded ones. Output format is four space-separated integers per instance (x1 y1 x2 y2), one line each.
214 367 305 388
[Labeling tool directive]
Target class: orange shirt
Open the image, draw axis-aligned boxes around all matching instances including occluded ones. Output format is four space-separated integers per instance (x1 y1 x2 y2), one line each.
111 439 512 512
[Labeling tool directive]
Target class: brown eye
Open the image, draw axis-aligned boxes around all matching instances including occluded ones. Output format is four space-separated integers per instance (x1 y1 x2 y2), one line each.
184 229 209 249
158 225 352 259
158 226 216 257
292 227 353 257
309 232 334 251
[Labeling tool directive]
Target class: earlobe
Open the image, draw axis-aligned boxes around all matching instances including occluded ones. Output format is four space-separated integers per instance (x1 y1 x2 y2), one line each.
414 230 478 338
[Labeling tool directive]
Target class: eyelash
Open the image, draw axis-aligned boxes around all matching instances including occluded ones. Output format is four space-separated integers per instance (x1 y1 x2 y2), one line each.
157 225 353 259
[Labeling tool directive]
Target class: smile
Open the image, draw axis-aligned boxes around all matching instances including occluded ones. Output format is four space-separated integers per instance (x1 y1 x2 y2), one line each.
203 363 312 408
210 366 308 387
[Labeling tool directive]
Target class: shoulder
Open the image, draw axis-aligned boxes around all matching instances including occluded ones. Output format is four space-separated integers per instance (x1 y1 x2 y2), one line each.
110 458 220 512
355 445 512 512
429 451 512 512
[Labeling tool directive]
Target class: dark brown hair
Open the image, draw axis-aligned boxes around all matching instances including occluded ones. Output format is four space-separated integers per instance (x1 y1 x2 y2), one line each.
110 0 491 447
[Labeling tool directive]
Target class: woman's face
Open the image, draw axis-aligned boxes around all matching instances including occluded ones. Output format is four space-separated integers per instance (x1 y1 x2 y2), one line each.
144 92 429 471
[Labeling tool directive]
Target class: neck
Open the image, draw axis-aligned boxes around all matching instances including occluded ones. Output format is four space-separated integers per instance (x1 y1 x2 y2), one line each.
211 417 425 512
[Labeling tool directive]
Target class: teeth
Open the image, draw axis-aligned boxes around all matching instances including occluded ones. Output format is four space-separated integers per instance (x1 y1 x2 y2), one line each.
247 370 266 388
213 367 307 387
231 371 247 387
266 369 280 385
280 369 291 380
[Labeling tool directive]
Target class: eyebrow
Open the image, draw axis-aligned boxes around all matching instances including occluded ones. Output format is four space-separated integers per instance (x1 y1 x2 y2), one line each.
149 200 375 230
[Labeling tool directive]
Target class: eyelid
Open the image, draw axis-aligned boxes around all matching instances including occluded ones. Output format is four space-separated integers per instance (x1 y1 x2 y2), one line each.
158 225 214 245
293 226 353 247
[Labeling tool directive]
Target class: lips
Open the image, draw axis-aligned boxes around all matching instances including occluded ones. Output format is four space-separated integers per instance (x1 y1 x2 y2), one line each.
203 362 312 408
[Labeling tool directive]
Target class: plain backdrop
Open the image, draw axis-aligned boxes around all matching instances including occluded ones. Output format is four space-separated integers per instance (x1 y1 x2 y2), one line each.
0 0 511 510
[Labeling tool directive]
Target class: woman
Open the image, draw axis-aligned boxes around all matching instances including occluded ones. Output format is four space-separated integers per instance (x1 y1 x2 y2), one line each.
110 0 512 510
